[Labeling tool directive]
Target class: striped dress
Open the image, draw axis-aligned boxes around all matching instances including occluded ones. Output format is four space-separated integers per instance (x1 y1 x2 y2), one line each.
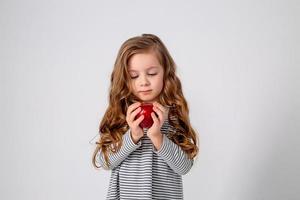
96 119 194 200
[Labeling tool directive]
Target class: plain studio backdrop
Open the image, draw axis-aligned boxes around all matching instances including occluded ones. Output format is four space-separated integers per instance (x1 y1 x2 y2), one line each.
1 0 299 199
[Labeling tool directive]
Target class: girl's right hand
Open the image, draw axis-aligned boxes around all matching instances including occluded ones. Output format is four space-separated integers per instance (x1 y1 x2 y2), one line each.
126 102 144 144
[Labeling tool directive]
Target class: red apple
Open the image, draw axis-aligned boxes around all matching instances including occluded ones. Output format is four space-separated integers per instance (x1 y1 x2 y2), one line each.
135 103 156 128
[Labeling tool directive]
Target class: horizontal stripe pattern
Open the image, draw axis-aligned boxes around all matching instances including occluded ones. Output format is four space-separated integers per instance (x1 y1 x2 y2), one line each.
96 119 193 200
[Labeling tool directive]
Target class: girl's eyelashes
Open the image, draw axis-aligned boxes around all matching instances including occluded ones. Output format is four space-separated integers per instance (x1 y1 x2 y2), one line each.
131 76 138 79
130 73 157 79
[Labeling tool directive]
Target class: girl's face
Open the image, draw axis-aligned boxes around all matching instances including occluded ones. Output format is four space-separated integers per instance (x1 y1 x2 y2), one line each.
128 52 164 103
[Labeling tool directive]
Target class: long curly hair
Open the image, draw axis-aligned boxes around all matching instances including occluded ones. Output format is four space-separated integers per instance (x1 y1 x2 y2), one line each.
92 33 199 169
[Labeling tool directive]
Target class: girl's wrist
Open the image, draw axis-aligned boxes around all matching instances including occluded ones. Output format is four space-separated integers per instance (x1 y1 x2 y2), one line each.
130 130 141 144
150 134 163 151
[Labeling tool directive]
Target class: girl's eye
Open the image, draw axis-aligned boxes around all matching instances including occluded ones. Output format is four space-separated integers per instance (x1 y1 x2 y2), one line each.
130 73 157 79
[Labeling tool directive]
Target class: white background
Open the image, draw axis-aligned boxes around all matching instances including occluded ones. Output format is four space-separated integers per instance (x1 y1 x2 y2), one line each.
1 0 299 199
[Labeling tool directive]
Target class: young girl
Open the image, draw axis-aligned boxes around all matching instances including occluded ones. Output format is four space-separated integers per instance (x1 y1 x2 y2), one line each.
92 33 199 200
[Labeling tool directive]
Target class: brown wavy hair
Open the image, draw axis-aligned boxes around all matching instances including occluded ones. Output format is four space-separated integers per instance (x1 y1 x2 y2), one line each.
92 33 199 169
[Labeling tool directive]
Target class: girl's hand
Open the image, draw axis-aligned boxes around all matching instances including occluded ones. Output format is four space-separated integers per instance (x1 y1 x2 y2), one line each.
147 101 169 140
126 102 144 144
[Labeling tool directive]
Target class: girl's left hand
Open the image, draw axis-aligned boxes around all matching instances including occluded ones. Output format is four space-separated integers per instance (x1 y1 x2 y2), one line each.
147 101 169 140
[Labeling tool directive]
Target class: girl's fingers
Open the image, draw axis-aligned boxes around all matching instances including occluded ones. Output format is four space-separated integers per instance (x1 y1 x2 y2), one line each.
151 112 159 124
153 102 167 113
127 102 141 118
129 107 141 122
154 102 169 118
126 102 141 123
134 114 144 126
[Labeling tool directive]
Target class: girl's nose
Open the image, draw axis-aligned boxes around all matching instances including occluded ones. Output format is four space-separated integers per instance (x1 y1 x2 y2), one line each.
139 75 150 86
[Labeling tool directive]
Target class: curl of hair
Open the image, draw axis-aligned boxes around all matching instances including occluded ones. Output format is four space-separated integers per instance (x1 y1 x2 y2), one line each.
92 33 199 169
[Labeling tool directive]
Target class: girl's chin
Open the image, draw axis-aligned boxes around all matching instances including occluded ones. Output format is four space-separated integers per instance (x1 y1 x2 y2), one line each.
135 93 158 103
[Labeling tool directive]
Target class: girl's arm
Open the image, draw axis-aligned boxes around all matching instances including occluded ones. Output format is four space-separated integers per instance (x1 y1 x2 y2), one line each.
153 134 194 175
96 129 141 170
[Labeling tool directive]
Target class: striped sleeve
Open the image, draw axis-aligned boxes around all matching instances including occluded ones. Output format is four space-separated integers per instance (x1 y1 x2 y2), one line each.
153 134 194 175
96 129 142 170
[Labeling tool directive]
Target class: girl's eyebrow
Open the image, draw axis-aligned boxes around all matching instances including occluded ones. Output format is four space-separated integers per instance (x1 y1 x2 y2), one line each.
128 66 158 72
